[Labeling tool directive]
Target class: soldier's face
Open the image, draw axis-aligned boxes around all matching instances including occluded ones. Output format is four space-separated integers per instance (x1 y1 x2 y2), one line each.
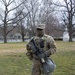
36 29 44 37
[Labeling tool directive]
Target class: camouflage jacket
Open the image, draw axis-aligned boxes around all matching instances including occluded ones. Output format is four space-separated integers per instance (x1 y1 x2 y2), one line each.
26 34 56 60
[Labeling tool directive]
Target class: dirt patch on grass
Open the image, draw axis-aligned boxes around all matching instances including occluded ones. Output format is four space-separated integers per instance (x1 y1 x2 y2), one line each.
0 48 27 55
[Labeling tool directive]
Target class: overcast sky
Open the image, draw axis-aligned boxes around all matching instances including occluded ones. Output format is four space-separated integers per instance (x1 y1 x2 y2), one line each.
0 0 65 22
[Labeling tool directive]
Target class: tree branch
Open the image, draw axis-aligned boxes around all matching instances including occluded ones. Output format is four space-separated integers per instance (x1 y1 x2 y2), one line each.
6 24 18 35
0 13 3 21
7 10 23 23
52 2 67 8
8 1 24 13
0 24 4 29
7 9 32 25
0 0 6 6
72 30 75 33
72 24 75 26
7 0 14 6
64 0 70 13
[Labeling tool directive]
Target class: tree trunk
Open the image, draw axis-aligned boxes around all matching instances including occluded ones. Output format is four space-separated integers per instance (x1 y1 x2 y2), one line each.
4 24 7 43
68 18 73 42
69 32 73 42
4 34 7 43
3 6 7 43
22 35 24 42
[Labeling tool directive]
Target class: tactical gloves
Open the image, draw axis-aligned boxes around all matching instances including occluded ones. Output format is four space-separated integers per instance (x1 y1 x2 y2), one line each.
38 53 46 58
26 52 33 60
38 51 51 59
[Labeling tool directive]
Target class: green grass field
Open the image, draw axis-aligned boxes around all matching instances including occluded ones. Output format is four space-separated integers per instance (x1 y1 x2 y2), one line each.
0 41 75 75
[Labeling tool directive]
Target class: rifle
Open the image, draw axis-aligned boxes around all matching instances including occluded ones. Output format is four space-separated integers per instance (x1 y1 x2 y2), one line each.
29 38 56 73
30 38 45 62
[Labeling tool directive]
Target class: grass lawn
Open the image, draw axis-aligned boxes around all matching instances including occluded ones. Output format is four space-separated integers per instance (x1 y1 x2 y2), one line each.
0 42 26 50
0 41 75 75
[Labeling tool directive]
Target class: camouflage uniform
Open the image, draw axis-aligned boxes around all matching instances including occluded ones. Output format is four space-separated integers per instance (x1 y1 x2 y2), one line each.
26 24 56 75
26 34 56 75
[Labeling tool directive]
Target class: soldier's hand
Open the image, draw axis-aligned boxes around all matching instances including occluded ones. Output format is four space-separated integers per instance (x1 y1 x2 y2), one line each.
26 44 32 50
33 54 39 59
38 53 46 58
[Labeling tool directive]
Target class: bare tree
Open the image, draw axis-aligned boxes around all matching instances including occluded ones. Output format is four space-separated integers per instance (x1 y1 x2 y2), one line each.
39 0 60 36
0 0 24 43
22 0 40 36
53 0 75 42
14 10 26 42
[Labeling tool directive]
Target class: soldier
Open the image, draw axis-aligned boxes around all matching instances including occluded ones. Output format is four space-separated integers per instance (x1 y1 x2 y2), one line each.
26 24 57 75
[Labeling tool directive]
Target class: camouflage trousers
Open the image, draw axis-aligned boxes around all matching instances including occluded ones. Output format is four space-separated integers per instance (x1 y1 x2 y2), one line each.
31 59 52 75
